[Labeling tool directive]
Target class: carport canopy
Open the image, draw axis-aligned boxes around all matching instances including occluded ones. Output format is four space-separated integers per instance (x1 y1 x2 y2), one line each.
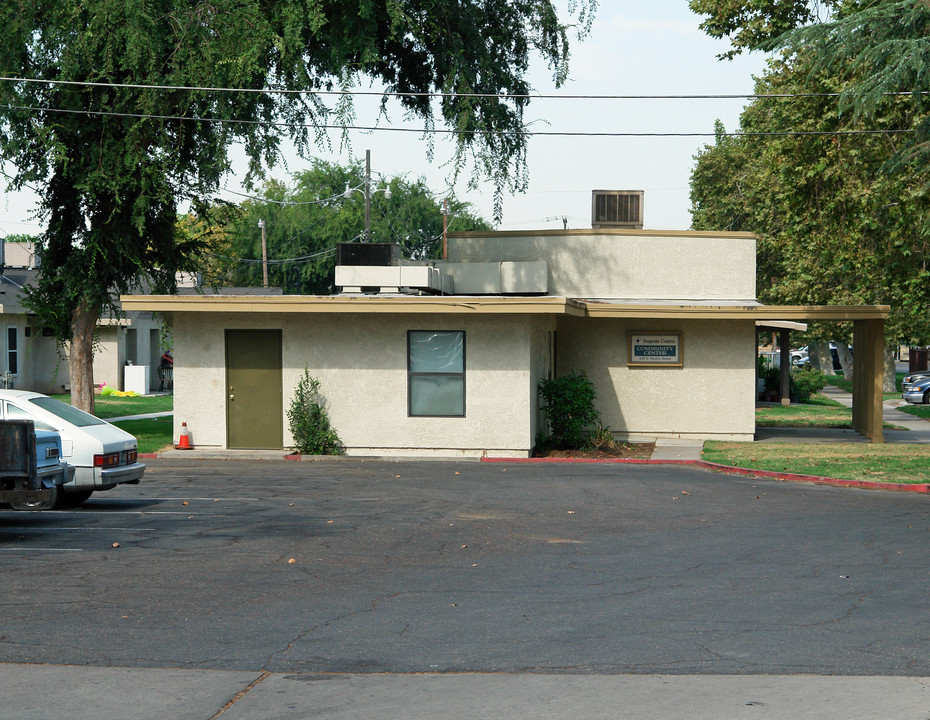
580 301 890 443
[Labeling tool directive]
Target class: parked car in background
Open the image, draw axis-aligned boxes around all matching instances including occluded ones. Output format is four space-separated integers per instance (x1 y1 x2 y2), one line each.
790 347 809 365
796 343 848 371
0 390 144 509
902 375 930 405
902 371 930 386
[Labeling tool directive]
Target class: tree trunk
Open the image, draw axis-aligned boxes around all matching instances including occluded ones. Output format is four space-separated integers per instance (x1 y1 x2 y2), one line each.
69 300 100 414
809 341 835 375
884 345 897 393
836 342 854 381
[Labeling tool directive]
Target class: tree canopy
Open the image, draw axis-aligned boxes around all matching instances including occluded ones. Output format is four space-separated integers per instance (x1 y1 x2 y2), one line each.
0 0 595 410
691 62 930 344
689 0 835 59
690 0 930 348
195 159 492 294
690 0 930 193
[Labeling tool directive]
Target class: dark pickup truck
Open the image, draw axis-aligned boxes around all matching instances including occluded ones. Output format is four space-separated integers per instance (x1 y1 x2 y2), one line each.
0 419 73 508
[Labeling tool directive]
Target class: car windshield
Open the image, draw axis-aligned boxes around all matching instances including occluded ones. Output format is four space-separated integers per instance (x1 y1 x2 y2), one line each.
28 396 106 427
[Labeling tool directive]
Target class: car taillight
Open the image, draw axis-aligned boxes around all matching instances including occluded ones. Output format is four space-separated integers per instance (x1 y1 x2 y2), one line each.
94 452 121 468
126 449 137 464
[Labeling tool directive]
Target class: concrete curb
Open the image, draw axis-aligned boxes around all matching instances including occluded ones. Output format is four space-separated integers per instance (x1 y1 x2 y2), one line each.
136 449 930 496
694 459 930 494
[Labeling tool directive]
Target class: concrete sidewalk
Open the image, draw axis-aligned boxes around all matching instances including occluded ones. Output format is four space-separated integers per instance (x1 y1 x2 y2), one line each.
109 411 172 422
3 665 930 720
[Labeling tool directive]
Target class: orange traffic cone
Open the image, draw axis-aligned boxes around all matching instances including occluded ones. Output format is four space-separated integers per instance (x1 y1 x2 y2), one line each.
176 422 193 450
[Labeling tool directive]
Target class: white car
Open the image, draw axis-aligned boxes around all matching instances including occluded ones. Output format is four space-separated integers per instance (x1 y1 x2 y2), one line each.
0 390 145 509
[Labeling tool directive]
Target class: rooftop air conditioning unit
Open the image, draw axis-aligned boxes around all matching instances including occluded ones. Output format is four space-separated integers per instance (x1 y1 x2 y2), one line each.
337 242 401 266
591 190 644 230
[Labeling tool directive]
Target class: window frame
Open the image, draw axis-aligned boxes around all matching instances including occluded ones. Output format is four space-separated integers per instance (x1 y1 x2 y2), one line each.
6 326 18 376
407 330 466 418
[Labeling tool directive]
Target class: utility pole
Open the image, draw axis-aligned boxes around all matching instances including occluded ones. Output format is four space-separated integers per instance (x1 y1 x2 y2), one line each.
344 150 390 242
257 218 268 288
442 198 449 259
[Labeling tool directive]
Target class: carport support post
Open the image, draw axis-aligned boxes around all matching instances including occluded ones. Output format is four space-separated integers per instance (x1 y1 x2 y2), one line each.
853 318 885 443
779 329 791 405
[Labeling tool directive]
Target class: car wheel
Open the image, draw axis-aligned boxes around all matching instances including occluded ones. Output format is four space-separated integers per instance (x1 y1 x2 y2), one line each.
10 485 64 511
60 490 94 508
925 390 930 405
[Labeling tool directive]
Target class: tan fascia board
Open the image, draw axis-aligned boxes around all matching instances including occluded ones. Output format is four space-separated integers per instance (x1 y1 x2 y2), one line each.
120 294 587 316
119 295 888 321
581 302 890 321
448 228 758 240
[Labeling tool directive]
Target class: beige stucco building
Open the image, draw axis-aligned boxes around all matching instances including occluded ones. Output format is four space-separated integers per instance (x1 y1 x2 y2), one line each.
123 229 889 456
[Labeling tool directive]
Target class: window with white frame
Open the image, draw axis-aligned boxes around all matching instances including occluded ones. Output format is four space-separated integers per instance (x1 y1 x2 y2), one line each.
407 330 465 417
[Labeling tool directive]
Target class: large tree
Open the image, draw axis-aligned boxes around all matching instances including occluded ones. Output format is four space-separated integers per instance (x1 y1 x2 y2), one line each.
198 159 492 293
690 0 930 384
691 0 930 195
690 56 930 387
0 0 594 412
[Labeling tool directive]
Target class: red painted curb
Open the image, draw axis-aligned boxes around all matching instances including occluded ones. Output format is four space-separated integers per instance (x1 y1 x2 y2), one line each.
480 456 663 465
480 456 930 494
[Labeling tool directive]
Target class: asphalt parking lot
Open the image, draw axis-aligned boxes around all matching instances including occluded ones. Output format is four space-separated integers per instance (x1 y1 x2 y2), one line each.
2 458 930 718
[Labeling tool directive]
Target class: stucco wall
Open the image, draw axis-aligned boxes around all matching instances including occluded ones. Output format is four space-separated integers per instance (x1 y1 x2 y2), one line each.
173 312 549 457
92 315 163 393
556 317 756 441
446 231 757 300
529 320 558 444
14 321 68 394
92 326 122 391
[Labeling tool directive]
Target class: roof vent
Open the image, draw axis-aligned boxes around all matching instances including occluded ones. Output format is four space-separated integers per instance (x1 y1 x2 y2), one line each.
591 190 644 230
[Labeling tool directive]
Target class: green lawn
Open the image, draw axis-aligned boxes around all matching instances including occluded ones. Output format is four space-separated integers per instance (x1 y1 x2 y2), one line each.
755 393 906 429
51 393 173 419
704 441 930 485
50 393 175 453
900 404 930 420
111 417 175 454
756 394 852 428
826 372 905 400
717 380 930 483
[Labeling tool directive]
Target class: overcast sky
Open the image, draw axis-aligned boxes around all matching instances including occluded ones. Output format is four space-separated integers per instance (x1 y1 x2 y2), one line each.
0 2 769 240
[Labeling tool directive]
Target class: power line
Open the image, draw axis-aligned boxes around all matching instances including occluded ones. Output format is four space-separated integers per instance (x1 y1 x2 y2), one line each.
0 103 914 138
203 245 341 266
220 186 361 206
0 75 925 101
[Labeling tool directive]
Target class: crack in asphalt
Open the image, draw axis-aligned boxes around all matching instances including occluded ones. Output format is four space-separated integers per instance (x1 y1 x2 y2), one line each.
208 670 271 719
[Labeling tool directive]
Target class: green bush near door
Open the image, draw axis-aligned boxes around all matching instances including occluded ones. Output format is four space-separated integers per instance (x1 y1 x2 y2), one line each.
287 370 343 455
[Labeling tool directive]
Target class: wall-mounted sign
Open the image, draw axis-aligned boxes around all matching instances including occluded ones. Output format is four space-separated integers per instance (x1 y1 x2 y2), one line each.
628 332 682 367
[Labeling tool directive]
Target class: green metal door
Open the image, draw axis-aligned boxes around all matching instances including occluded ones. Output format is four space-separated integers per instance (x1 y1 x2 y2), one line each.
226 329 283 449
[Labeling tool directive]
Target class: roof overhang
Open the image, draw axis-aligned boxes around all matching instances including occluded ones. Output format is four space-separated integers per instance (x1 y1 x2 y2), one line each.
756 320 808 332
120 294 889 322
120 294 589 316
578 300 888 321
